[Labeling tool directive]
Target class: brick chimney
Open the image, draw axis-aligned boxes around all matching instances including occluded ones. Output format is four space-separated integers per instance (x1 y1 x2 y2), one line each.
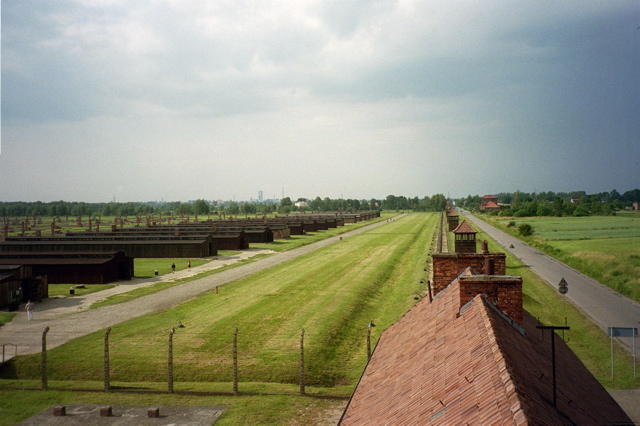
431 250 506 296
458 274 523 325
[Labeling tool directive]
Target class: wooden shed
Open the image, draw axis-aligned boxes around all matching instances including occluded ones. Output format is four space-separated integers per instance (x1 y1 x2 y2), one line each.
0 265 48 309
0 252 133 284
0 236 217 258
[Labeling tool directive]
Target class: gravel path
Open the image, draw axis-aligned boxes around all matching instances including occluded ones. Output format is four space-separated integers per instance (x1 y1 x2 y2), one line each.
0 219 397 362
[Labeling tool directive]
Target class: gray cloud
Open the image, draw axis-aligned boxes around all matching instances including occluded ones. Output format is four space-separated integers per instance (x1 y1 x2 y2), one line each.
1 0 638 201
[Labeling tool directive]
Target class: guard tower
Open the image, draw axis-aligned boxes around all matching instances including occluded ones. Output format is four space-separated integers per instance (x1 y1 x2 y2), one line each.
453 220 477 253
446 209 459 231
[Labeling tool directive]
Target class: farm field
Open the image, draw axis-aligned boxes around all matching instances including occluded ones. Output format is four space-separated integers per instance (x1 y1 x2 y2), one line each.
485 213 640 302
0 213 438 424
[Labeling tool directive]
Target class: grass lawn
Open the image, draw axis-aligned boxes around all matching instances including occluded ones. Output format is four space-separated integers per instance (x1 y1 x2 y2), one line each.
134 258 210 278
0 213 436 424
0 313 16 326
47 284 116 298
0 384 349 426
484 213 640 302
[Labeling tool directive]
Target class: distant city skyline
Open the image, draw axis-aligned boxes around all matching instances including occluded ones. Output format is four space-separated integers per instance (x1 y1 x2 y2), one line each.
2 1 638 203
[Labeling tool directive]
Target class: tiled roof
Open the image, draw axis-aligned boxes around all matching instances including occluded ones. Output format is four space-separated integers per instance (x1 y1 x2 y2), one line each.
452 220 477 234
340 278 631 425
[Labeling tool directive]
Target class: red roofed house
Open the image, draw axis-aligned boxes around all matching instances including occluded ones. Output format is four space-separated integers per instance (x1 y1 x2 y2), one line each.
480 195 501 211
339 247 632 425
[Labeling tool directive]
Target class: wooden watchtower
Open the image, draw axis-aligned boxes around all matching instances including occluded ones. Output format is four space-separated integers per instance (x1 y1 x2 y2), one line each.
453 220 477 253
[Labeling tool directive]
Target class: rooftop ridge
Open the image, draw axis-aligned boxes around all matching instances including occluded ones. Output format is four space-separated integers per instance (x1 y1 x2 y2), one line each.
475 295 528 423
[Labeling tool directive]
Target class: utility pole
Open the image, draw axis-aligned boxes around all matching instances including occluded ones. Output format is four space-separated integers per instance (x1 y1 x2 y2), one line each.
536 325 570 408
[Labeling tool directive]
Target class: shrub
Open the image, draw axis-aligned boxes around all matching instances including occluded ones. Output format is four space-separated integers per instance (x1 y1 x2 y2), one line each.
518 223 534 236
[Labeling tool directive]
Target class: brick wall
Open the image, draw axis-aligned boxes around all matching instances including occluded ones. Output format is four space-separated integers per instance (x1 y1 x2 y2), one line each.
431 253 506 295
458 275 523 325
454 239 476 253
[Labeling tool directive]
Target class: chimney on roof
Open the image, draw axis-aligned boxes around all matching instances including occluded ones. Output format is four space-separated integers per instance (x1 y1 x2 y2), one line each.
431 244 506 296
484 257 495 275
459 274 524 325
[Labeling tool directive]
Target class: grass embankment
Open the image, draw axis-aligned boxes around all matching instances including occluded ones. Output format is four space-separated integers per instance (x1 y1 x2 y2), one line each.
87 216 391 310
0 213 437 424
483 213 640 303
468 224 639 388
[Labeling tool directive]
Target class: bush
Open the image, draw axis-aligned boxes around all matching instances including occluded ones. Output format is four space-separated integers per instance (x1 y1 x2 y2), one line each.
518 223 534 236
507 221 516 227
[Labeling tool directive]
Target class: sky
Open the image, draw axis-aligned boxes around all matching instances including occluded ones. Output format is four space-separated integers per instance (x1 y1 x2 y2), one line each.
1 0 639 203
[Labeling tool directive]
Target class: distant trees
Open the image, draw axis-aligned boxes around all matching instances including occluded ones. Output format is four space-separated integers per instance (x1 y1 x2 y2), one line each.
193 199 210 215
468 188 640 218
1 188 637 220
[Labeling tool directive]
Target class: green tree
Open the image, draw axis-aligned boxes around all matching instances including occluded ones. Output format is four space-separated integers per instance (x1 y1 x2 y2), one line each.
277 197 292 214
309 196 322 211
228 202 240 215
193 199 210 215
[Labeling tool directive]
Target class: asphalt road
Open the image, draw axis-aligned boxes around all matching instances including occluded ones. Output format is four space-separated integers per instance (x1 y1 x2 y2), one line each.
459 209 640 354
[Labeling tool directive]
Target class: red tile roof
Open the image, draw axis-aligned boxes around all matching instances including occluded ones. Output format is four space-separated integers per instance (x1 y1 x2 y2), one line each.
481 200 501 210
340 278 631 425
452 220 477 234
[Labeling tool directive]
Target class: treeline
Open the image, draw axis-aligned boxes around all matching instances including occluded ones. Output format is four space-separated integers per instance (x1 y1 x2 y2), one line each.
0 193 448 218
458 189 640 217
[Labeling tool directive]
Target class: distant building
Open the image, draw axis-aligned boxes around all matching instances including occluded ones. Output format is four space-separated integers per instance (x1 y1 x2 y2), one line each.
480 195 501 211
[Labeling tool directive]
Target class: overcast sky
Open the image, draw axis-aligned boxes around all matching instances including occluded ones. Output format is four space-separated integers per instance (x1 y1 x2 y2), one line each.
1 1 638 203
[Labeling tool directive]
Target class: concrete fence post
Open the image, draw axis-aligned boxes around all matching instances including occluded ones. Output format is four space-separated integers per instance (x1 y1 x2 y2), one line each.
168 328 175 393
300 329 305 395
104 328 111 392
233 328 239 395
41 327 50 390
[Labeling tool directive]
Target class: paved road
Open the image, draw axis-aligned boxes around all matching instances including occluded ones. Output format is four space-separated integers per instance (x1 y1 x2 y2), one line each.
459 209 640 354
0 218 399 363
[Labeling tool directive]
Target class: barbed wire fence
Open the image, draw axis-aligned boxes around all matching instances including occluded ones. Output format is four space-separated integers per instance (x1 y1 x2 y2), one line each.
26 326 373 395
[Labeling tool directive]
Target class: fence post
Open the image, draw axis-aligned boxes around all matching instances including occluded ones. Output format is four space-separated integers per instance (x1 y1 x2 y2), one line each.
168 328 175 393
41 327 50 390
104 328 111 392
233 328 239 395
300 329 305 395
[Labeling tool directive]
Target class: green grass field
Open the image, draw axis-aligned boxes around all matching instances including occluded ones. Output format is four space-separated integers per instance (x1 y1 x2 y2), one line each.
2 211 638 424
0 213 436 423
486 213 640 302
